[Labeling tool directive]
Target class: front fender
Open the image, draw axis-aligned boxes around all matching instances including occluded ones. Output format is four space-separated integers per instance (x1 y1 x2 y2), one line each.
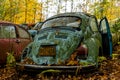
21 43 33 60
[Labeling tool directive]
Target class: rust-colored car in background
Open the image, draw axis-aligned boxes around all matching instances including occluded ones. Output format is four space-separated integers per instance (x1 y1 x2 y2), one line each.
0 21 32 65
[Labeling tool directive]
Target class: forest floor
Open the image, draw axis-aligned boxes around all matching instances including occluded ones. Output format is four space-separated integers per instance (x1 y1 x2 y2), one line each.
0 44 120 80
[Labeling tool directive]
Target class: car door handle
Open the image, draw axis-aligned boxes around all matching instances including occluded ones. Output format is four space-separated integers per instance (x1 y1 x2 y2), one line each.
16 39 21 43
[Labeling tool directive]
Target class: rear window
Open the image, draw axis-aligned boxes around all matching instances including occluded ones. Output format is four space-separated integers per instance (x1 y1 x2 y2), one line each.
41 16 81 29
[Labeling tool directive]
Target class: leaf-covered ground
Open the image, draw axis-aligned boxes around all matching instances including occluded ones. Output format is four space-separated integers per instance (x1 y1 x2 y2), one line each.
0 44 120 80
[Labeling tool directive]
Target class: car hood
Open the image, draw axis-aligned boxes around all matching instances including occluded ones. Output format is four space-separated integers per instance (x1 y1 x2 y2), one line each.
22 27 83 65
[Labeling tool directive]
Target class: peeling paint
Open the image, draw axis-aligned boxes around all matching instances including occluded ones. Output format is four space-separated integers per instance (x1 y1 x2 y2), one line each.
20 12 112 69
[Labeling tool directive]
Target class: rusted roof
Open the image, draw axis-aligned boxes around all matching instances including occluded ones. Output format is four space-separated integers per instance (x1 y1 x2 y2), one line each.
47 12 93 20
0 21 13 24
0 21 20 27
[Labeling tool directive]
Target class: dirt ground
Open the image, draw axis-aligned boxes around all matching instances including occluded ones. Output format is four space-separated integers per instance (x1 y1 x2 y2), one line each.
0 44 120 80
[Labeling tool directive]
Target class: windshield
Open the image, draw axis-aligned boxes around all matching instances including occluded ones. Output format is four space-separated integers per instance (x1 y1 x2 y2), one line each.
41 16 81 29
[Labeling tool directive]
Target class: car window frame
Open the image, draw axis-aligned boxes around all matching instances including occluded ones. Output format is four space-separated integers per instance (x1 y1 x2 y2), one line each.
89 16 99 32
16 25 31 39
41 16 82 29
0 23 17 39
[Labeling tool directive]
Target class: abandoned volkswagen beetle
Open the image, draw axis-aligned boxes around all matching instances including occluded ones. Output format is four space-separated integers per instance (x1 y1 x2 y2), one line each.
17 12 112 71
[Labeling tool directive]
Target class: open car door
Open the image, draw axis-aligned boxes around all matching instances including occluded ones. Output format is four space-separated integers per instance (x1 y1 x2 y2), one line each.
99 17 112 58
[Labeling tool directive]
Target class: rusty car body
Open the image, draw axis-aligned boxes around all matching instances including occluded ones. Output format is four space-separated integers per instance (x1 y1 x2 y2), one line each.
17 12 112 71
0 21 32 65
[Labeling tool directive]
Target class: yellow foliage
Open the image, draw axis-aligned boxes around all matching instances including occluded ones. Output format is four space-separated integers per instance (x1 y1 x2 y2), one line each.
0 0 44 24
90 0 120 21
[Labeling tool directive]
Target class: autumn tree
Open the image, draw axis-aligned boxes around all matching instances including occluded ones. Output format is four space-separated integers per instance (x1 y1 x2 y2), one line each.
0 0 43 24
0 0 6 20
89 0 120 21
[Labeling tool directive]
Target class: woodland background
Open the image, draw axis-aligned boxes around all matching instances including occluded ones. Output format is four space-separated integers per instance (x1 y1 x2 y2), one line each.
0 0 120 42
0 0 119 25
0 0 120 79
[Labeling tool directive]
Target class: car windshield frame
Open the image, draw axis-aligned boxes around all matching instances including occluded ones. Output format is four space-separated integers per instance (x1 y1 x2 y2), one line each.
41 16 81 29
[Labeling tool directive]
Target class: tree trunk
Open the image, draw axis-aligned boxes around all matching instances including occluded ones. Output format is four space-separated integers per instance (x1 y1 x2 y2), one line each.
25 0 27 23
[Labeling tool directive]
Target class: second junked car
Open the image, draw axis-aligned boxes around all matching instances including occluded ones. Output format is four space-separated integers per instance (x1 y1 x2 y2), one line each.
17 12 112 71
0 21 32 65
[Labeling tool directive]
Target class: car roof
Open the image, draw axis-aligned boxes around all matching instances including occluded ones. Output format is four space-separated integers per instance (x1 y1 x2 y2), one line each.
0 21 12 23
0 21 28 30
0 21 18 25
47 12 93 20
42 12 94 31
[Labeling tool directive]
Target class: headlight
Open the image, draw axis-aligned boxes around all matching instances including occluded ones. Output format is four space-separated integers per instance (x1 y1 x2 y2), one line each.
21 48 29 59
21 46 32 59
